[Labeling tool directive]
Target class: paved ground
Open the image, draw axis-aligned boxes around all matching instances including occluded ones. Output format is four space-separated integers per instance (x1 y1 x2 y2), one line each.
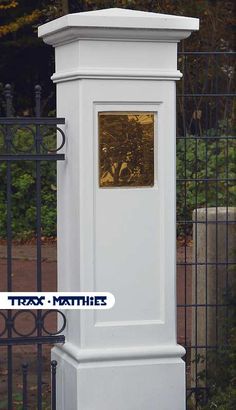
0 242 57 262
0 242 193 409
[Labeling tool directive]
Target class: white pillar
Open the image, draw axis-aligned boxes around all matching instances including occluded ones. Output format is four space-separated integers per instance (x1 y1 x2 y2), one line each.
39 9 199 410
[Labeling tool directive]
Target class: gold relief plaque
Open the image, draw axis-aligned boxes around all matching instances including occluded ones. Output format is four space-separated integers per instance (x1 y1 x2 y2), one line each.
99 112 155 187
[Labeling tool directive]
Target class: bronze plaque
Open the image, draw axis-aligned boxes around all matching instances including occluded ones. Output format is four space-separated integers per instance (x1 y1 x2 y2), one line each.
99 112 155 187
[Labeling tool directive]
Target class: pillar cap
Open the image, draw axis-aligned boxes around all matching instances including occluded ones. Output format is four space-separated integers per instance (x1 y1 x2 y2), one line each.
38 8 199 46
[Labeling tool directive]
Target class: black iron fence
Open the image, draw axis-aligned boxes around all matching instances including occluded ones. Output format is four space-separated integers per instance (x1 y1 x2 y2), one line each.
176 50 236 409
0 85 66 410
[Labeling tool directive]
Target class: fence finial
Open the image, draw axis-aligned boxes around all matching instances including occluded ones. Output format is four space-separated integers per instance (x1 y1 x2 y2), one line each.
35 84 42 117
51 360 57 372
4 84 13 116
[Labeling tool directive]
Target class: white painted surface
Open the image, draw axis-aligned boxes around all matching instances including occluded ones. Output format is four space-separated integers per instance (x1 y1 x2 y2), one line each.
38 7 199 44
53 40 181 82
39 7 199 410
53 346 186 410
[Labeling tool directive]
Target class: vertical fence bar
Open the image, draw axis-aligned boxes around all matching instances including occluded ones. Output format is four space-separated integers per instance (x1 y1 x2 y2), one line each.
205 121 208 402
204 54 210 402
22 362 28 410
4 84 13 410
225 56 231 344
215 59 219 349
51 360 57 410
35 85 43 410
194 125 198 409
225 131 229 345
182 48 188 406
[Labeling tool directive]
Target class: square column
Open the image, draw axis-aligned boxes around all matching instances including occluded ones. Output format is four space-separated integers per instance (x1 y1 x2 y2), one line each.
39 8 199 410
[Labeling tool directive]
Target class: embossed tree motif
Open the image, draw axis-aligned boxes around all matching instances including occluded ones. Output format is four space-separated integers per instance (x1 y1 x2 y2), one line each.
99 112 154 187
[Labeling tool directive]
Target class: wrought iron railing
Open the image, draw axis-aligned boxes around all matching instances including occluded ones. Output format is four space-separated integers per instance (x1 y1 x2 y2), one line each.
0 84 66 410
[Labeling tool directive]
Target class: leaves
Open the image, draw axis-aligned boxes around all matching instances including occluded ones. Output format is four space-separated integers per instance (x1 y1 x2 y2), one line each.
0 1 18 11
0 9 42 38
0 128 57 239
177 134 236 236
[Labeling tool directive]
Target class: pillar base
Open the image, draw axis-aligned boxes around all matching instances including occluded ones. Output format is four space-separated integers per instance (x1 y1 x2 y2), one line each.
52 344 185 410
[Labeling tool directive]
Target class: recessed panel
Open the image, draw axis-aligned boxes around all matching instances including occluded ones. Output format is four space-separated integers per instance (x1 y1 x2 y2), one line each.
99 112 154 187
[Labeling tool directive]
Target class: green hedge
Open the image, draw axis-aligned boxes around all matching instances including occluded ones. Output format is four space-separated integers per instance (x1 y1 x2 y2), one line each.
0 127 57 239
177 135 236 236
